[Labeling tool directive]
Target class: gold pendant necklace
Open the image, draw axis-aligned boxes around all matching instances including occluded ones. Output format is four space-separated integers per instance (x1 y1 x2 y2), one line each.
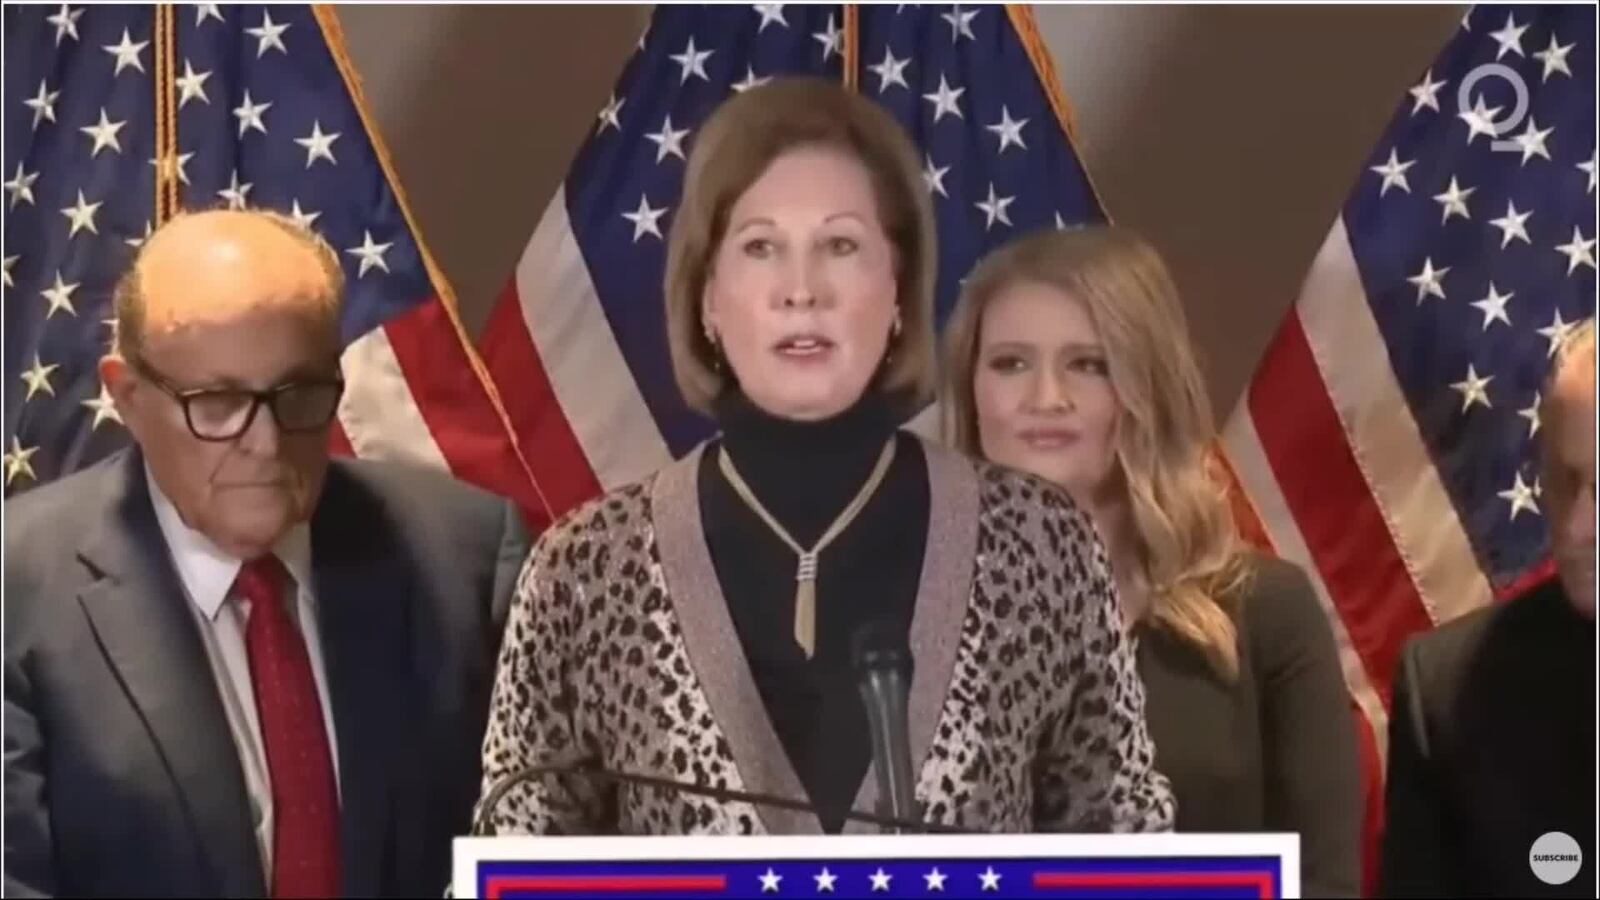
717 438 897 659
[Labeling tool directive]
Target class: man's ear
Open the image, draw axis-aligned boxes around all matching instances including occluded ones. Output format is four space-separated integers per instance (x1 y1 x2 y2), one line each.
100 354 136 420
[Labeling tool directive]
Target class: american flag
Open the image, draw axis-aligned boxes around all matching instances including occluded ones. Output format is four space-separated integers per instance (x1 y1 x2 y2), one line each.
477 3 1104 517
2 4 548 528
1221 0 1595 874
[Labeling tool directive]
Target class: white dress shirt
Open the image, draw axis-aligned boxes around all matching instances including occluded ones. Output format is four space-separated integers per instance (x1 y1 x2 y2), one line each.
146 470 342 882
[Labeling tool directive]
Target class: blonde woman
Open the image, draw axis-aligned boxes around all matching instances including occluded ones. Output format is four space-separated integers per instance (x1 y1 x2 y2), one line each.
943 226 1360 896
473 81 1174 837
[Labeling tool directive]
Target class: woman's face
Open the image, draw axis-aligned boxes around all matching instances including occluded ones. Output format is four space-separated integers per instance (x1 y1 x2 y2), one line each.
972 280 1121 503
702 145 899 421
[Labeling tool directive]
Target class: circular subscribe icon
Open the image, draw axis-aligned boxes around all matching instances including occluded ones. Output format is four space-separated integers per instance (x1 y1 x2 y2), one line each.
1529 831 1583 885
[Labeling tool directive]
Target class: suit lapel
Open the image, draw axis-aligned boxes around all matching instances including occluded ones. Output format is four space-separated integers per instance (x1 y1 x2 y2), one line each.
312 465 407 898
75 453 264 896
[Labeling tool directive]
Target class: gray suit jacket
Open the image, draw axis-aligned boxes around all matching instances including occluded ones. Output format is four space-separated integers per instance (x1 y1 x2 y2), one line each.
3 449 530 898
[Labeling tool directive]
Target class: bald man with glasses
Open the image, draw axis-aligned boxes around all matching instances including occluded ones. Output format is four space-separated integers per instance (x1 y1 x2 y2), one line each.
4 209 530 898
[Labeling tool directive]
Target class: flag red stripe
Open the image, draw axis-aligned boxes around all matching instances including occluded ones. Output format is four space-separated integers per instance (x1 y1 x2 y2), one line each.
381 302 553 533
478 281 604 518
328 419 354 458
1247 311 1435 709
486 875 726 897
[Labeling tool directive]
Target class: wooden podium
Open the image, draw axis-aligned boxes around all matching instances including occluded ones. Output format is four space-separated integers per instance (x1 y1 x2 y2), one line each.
453 832 1300 898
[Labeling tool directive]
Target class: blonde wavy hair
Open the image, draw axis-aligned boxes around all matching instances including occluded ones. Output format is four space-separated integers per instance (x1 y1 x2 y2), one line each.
942 226 1251 679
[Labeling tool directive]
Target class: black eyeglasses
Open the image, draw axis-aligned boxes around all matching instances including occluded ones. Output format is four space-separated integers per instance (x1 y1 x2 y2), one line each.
130 355 345 442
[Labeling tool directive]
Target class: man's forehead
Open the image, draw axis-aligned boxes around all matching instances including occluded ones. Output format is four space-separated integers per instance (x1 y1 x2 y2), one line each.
138 214 333 326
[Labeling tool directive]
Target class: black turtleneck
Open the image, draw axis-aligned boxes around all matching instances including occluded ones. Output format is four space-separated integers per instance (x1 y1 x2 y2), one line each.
699 389 929 833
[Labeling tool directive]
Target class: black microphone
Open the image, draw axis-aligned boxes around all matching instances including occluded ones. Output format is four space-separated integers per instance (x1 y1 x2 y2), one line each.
851 620 919 833
471 759 963 837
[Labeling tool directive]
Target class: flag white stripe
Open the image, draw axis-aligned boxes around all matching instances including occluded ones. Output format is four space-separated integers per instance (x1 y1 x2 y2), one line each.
515 187 672 489
338 327 452 471
1296 220 1495 627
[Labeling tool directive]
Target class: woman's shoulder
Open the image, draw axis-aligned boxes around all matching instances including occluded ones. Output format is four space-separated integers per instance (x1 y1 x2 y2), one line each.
1230 552 1341 659
524 473 660 570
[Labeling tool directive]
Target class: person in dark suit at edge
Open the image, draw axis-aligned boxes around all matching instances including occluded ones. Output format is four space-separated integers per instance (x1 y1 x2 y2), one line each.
4 208 530 898
1381 317 1596 898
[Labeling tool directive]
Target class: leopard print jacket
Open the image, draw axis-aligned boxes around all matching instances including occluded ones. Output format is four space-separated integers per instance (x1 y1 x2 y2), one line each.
475 438 1175 835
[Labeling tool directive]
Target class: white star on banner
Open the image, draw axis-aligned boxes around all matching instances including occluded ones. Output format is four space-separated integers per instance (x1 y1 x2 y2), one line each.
1370 148 1416 196
196 4 224 26
232 90 272 137
731 67 772 93
1406 256 1449 302
1433 176 1475 223
596 93 624 132
758 868 782 893
289 200 322 231
979 867 1003 892
20 356 60 402
645 115 690 163
941 5 979 42
47 4 83 45
922 154 950 198
753 4 787 32
103 28 149 76
5 163 39 210
4 437 39 488
80 108 128 157
1488 200 1532 247
1489 13 1528 59
24 80 60 128
83 384 124 431
1533 35 1574 81
346 231 394 277
149 151 194 186
1471 283 1513 330
217 171 253 209
670 36 714 84
622 194 667 242
1511 116 1553 165
813 14 843 61
1538 310 1578 358
1519 393 1542 437
869 868 892 892
41 271 80 318
813 868 837 893
1555 228 1597 274
2 254 17 289
294 120 341 168
245 10 291 57
1578 152 1597 195
1450 364 1494 412
922 74 965 123
1498 472 1539 519
1408 69 1447 114
868 47 910 94
924 868 948 892
986 105 1029 153
975 183 1015 230
176 60 212 107
1458 95 1503 145
61 190 102 238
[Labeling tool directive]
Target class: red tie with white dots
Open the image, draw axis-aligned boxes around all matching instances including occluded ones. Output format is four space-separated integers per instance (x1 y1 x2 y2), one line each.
235 555 341 898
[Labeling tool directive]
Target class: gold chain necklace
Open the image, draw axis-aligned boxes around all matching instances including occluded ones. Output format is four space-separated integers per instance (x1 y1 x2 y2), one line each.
716 438 897 659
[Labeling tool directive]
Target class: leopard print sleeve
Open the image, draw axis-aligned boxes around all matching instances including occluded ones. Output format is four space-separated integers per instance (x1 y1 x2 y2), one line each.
1027 485 1177 833
473 510 611 835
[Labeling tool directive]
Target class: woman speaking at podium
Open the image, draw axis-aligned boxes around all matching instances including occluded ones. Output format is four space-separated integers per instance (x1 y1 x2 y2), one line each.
473 78 1174 836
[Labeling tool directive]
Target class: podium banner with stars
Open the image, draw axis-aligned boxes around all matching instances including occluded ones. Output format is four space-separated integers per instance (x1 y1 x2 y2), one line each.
1221 0 1595 836
452 834 1301 899
3 4 549 528
475 3 1105 517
